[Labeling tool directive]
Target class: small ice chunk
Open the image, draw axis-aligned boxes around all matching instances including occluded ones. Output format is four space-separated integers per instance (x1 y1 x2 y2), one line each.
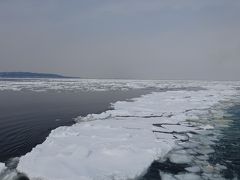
200 125 214 130
0 163 18 180
179 142 198 149
203 164 215 173
173 134 189 141
195 148 214 155
169 153 193 164
175 173 202 180
0 171 18 180
216 164 227 170
160 172 176 180
185 166 201 173
197 155 209 161
201 172 225 180
0 163 6 172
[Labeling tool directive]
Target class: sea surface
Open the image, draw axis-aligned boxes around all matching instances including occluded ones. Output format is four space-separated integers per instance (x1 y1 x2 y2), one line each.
209 104 240 179
0 89 150 162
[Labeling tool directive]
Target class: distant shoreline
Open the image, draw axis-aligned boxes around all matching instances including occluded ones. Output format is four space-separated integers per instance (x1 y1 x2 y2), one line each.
0 72 76 79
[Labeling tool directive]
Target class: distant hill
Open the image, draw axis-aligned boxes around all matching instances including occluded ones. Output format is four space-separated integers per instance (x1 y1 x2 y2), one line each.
0 72 71 78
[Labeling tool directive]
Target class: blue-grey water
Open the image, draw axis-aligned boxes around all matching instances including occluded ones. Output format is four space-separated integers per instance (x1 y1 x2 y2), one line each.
209 104 240 179
0 89 150 162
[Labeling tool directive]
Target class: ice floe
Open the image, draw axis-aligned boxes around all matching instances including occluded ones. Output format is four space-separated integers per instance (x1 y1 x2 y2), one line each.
169 153 193 164
199 124 214 130
16 82 239 180
185 166 201 173
174 173 202 180
0 163 6 173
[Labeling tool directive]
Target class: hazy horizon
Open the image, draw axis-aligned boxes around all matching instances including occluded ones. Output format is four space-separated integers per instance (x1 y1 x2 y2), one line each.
1 0 240 80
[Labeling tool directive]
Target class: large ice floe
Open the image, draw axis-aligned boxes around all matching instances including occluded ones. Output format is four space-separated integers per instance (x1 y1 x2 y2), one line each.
15 80 240 180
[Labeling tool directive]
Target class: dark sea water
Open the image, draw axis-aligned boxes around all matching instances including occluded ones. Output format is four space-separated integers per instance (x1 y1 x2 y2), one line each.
0 89 150 162
209 104 240 179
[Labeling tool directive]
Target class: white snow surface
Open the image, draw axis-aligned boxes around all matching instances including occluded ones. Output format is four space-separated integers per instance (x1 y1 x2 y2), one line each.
17 81 238 180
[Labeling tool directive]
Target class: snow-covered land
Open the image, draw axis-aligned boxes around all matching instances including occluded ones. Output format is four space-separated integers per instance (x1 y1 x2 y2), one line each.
16 81 239 180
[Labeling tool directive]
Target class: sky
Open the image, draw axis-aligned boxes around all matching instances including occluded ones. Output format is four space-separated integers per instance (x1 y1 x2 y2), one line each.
0 0 240 80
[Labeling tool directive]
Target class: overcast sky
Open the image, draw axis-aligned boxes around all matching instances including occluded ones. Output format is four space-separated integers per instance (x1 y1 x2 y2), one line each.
0 0 240 80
